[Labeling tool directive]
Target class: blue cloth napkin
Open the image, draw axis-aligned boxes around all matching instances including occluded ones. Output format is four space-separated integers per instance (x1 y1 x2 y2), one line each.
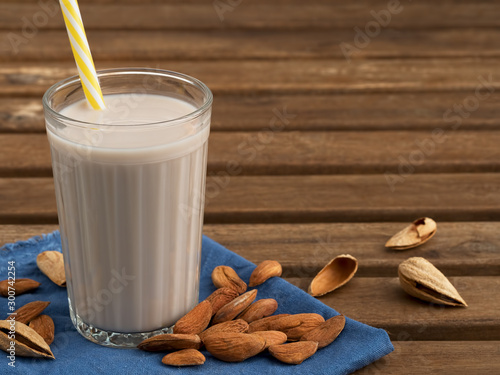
0 231 393 374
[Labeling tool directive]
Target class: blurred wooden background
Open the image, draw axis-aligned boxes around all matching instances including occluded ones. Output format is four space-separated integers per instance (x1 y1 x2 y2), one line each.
0 0 499 373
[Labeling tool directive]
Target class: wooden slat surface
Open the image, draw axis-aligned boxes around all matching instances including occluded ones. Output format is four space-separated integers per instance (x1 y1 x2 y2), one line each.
1 0 499 372
1 59 500 97
2 174 500 224
354 341 500 374
4 92 500 133
2 223 500 277
287 276 500 340
3 29 500 61
4 131 500 177
1 226 499 341
2 1 500 30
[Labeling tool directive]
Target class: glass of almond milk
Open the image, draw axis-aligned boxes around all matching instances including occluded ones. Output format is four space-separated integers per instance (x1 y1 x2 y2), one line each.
42 68 212 347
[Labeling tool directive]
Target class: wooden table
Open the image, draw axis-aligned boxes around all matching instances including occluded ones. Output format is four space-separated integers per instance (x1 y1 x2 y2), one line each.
1 1 500 373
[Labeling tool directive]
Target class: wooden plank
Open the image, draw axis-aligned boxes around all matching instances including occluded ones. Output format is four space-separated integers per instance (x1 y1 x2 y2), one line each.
1 59 499 97
3 29 500 61
354 341 500 374
287 276 500 340
0 134 50 176
209 130 500 175
4 131 500 177
2 222 499 277
1 1 500 30
0 224 58 246
204 222 500 277
4 92 500 133
2 174 500 224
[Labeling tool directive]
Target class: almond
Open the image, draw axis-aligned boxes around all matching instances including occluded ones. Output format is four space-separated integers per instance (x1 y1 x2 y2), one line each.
300 315 345 348
267 313 325 341
205 287 239 315
138 333 201 352
28 315 55 345
269 341 318 365
253 330 287 349
37 251 66 287
199 319 248 342
212 289 257 325
0 320 54 359
203 332 266 362
238 298 278 323
249 260 282 287
211 266 247 294
9 301 50 324
162 349 205 366
0 278 40 297
247 314 290 333
173 300 212 335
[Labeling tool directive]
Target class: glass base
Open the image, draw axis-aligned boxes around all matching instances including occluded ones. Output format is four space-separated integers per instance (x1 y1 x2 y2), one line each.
69 302 173 348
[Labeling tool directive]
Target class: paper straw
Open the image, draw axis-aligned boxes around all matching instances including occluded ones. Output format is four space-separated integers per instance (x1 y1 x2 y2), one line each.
59 0 105 110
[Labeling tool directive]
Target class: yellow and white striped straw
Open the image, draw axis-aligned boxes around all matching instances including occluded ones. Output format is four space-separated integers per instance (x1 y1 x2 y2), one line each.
59 0 105 110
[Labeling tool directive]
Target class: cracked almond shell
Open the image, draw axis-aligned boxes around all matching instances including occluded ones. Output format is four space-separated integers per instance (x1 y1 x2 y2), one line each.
0 320 54 359
398 257 467 307
309 254 358 297
385 217 437 250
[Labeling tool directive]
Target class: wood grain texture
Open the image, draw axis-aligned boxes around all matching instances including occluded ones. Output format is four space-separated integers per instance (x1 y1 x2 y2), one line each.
354 341 500 374
0 225 58 245
2 174 500 224
3 222 498 277
203 222 500 277
0 59 499 96
4 131 500 176
4 92 500 133
1 1 500 30
287 276 500 340
2 29 500 61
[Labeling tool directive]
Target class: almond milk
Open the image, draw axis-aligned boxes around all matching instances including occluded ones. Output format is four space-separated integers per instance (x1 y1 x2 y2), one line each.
46 93 210 333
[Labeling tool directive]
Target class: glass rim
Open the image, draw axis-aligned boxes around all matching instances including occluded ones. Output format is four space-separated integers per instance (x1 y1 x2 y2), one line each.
42 67 213 129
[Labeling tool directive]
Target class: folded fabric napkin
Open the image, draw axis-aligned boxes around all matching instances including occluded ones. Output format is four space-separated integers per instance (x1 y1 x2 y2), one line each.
0 231 393 374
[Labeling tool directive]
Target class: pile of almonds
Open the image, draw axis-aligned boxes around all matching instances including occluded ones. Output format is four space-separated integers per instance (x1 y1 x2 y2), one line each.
138 262 346 367
0 301 54 358
0 250 65 359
